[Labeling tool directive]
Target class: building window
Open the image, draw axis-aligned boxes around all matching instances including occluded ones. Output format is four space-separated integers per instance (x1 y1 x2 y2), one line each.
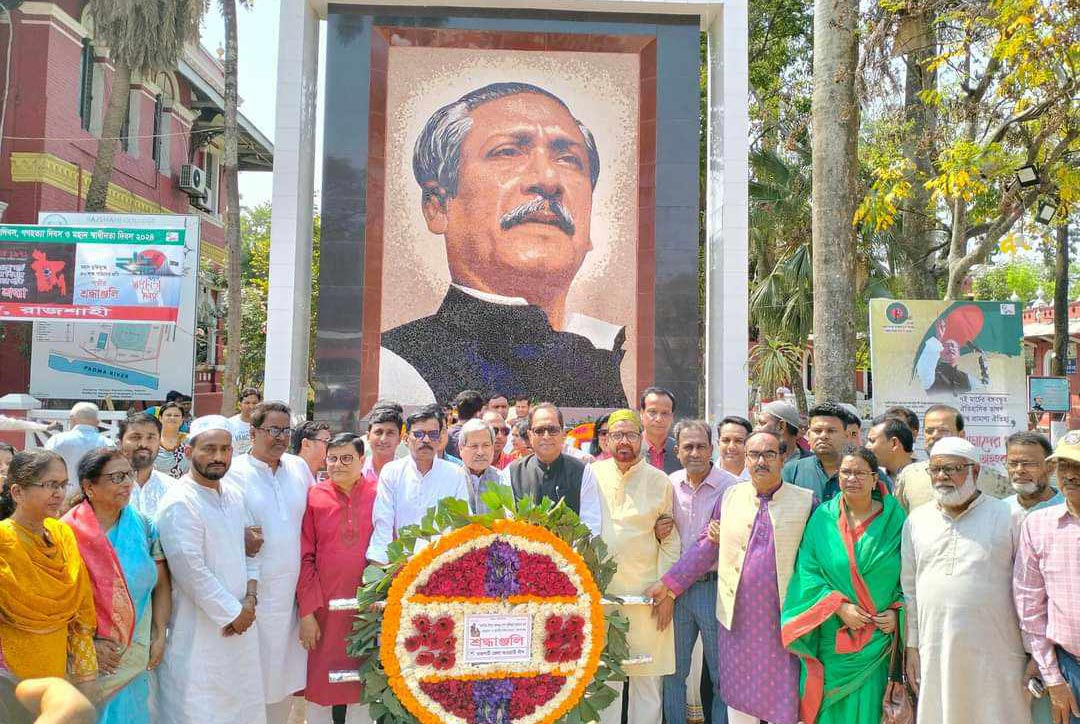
78 39 94 131
151 94 164 168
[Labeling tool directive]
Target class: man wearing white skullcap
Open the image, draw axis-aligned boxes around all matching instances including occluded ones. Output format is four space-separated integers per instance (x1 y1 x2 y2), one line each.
900 435 1029 724
155 415 267 724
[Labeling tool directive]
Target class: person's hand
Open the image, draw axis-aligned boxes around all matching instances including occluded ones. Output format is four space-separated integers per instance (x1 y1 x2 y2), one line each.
654 515 674 542
905 646 920 696
644 581 671 602
707 519 721 543
147 625 166 671
871 608 897 634
244 526 263 557
92 639 122 676
15 677 96 724
299 614 321 651
651 595 674 632
1048 682 1080 724
224 598 256 636
1023 657 1040 695
837 602 871 631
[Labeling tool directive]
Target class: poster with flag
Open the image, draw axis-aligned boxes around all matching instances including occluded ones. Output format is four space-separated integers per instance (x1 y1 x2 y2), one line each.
869 299 1026 470
0 224 189 323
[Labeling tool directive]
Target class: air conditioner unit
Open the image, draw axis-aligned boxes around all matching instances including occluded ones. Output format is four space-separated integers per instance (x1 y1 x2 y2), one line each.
179 164 207 199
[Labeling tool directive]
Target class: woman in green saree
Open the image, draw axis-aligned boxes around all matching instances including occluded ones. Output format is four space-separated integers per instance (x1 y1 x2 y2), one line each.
781 447 906 724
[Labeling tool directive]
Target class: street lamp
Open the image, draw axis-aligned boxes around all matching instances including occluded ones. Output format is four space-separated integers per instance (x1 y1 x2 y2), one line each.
1016 164 1040 188
1035 199 1058 225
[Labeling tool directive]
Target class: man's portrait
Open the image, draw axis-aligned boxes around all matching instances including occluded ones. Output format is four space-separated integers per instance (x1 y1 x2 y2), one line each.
372 42 647 408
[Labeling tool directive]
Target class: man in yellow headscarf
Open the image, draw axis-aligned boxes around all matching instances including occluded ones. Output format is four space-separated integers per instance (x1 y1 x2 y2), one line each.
591 409 681 724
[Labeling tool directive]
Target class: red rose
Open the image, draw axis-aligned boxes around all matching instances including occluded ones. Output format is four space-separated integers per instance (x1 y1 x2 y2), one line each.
435 616 454 635
415 651 435 666
434 652 455 670
404 636 420 652
413 615 432 632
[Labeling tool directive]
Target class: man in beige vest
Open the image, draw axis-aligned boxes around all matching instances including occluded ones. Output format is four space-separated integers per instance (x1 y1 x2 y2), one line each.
648 431 814 724
895 404 1010 510
592 409 681 724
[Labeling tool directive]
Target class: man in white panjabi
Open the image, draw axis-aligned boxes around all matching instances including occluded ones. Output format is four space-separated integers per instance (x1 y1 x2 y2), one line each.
156 415 265 724
227 401 314 724
901 436 1031 724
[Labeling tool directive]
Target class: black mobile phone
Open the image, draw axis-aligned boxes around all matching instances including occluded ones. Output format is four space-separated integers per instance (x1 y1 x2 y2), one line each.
0 671 35 724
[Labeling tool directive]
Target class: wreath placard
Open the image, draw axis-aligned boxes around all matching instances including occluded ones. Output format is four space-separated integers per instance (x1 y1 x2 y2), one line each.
346 484 630 724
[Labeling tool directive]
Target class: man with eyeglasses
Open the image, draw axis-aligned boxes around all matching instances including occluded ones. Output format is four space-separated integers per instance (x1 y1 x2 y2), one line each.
367 405 470 565
481 409 513 469
297 432 377 724
640 387 681 474
901 436 1029 724
226 401 314 724
894 404 1011 512
503 403 602 536
1003 431 1063 517
589 409 681 724
649 430 814 724
118 412 174 519
456 418 511 514
1014 431 1080 724
290 420 333 479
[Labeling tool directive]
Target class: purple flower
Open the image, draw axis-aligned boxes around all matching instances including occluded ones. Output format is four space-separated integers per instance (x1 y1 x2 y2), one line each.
484 539 521 598
473 678 514 724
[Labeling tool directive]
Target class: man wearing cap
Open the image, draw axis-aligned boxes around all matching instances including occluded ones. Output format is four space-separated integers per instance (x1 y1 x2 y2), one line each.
227 401 314 724
901 436 1029 724
1014 431 1080 724
591 409 681 724
895 404 1011 511
756 400 812 465
156 415 265 724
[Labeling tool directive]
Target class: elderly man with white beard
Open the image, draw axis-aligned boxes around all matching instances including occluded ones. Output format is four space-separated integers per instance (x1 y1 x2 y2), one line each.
901 436 1031 724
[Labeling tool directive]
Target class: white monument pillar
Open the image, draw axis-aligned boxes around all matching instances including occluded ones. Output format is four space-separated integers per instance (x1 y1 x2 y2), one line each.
263 0 320 413
705 0 750 421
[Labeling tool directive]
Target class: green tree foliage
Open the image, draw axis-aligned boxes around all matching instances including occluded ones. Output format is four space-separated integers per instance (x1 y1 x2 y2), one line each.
236 204 320 389
971 259 1080 302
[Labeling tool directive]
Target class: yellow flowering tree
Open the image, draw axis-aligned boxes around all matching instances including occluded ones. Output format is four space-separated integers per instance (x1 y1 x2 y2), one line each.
859 0 1078 299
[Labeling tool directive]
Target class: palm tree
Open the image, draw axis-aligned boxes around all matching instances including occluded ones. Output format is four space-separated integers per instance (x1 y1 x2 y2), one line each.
85 0 201 211
749 338 808 414
216 0 252 415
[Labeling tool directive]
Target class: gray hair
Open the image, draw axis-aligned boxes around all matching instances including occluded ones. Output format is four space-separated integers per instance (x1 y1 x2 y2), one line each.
459 418 496 446
673 419 712 446
413 82 601 202
70 402 100 425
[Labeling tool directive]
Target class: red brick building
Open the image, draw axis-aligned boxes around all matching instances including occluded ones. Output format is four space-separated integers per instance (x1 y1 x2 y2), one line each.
0 1 272 414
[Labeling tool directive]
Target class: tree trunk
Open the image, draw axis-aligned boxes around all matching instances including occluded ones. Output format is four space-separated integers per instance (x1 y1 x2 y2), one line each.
1052 221 1069 377
898 10 940 298
810 0 859 403
220 0 242 416
791 353 809 415
85 63 131 212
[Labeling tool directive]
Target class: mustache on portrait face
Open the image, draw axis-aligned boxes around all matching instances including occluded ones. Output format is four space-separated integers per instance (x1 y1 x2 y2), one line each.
500 196 576 237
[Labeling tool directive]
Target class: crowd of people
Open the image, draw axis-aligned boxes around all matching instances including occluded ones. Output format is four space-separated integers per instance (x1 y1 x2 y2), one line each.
0 388 1077 724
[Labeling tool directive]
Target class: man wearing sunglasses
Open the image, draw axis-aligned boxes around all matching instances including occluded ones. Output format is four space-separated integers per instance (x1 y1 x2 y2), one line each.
366 405 470 565
503 403 602 536
227 401 315 724
481 409 513 469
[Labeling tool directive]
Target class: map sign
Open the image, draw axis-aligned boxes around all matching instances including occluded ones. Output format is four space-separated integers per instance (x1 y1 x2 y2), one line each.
29 213 199 400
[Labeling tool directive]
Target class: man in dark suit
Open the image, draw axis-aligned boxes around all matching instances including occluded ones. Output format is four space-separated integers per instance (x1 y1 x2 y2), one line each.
379 81 627 407
639 386 681 474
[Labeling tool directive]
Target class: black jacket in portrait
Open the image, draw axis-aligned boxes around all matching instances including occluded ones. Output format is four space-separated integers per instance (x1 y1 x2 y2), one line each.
380 286 628 407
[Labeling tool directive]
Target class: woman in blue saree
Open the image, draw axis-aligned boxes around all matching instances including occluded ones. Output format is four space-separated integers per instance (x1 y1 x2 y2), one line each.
62 447 171 724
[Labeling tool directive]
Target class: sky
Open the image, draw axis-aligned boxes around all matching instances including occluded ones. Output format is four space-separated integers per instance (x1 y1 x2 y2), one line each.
198 5 326 210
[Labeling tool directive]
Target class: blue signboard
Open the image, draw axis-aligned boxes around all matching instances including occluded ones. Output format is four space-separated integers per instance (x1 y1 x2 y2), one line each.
1028 376 1071 413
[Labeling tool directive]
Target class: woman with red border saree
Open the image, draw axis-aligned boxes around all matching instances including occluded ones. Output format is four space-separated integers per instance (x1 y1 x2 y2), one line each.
781 448 906 724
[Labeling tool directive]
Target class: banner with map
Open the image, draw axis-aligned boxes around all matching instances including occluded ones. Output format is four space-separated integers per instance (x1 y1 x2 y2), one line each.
869 299 1026 471
28 213 200 400
0 224 188 322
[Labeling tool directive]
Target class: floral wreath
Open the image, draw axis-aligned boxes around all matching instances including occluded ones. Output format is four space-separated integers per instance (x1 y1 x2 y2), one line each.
346 485 630 724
